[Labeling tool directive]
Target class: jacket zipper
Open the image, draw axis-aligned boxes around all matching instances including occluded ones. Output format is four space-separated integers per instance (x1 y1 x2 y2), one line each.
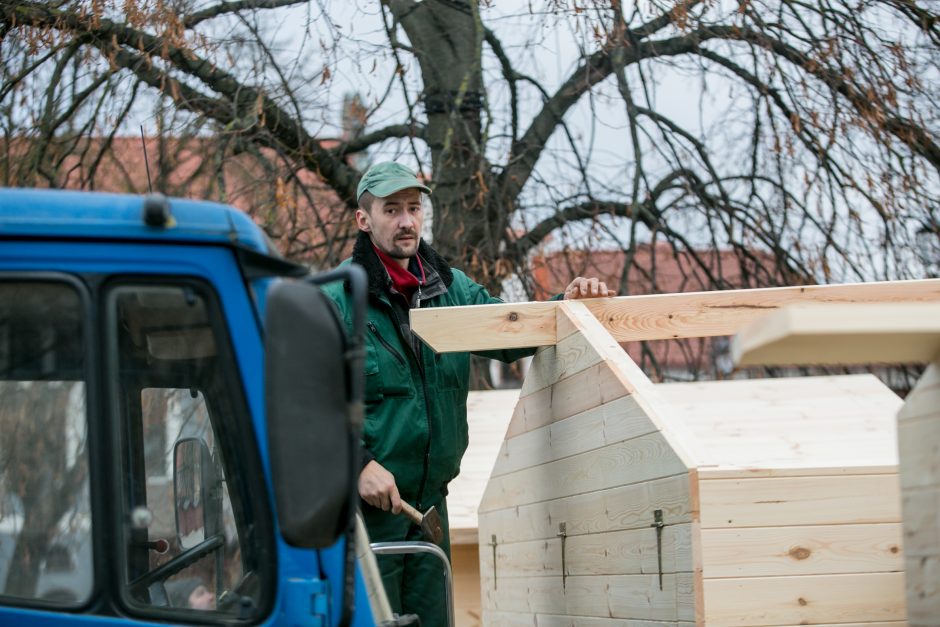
407 292 433 510
383 303 434 512
367 322 406 367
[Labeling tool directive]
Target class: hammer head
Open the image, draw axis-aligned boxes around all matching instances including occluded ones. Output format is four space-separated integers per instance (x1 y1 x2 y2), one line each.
420 506 444 545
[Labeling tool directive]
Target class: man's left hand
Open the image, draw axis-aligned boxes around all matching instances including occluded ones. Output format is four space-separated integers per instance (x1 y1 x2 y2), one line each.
563 276 616 299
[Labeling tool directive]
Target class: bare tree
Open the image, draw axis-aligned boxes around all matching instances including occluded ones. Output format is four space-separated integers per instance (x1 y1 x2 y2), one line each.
1 0 937 370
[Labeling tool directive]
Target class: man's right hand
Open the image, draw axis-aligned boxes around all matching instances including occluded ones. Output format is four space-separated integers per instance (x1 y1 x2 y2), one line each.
358 460 402 514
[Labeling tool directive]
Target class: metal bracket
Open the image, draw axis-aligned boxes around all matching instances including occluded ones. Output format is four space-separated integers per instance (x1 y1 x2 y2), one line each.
284 578 330 626
557 522 568 590
650 509 665 590
489 534 498 590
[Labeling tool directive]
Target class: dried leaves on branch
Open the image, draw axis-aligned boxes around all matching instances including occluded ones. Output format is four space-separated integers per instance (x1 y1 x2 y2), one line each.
1 0 937 377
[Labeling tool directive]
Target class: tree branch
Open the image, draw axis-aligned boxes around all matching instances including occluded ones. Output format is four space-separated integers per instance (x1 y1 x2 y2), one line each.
3 0 362 204
183 0 307 29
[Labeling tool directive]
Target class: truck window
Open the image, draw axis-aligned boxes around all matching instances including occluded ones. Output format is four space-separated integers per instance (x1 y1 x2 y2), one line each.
0 280 92 606
108 283 268 620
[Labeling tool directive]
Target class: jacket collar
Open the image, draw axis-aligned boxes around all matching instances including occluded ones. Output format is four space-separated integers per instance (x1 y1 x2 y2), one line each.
351 230 452 302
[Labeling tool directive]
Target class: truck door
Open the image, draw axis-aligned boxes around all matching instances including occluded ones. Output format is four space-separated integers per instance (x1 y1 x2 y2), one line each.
105 279 276 623
0 272 277 625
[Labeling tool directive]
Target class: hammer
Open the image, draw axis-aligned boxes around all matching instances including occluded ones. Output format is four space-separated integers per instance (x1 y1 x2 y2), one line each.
399 501 444 545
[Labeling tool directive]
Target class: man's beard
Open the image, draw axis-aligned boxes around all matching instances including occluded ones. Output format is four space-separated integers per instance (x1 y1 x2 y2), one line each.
388 230 418 258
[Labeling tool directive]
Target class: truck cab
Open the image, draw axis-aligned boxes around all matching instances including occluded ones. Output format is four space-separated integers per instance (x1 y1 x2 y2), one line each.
0 189 378 626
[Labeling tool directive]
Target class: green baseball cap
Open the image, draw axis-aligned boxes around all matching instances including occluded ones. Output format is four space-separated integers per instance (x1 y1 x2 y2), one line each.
356 161 431 201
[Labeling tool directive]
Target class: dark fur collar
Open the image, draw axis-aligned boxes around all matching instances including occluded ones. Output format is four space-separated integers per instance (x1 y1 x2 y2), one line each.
351 230 453 299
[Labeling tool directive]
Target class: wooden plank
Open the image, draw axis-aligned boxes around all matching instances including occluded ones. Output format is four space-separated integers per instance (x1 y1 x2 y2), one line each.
732 302 940 366
506 361 631 439
904 553 940 625
493 395 658 478
482 573 684 621
698 474 902 529
898 409 940 491
703 572 906 626
478 524 692 580
449 389 519 545
897 362 940 426
697 465 898 480
519 332 604 397
451 543 482 627
700 523 903 578
488 610 666 627
899 485 940 558
410 279 940 353
585 279 940 342
556 302 697 468
478 473 692 545
480 434 686 512
896 362 940 625
412 300 557 352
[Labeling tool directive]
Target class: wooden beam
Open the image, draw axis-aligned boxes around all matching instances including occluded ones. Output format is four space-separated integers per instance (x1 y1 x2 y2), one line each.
410 279 940 353
733 302 940 366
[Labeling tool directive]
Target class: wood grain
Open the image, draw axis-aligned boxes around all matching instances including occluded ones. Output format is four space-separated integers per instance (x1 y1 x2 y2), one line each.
732 302 940 366
703 572 906 626
700 523 903 578
410 279 940 352
698 474 902 529
478 524 692 579
480 434 686 513
478 473 692 544
493 395 658 478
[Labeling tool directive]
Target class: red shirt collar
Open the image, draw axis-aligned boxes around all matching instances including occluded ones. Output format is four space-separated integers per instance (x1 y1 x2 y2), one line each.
372 244 425 300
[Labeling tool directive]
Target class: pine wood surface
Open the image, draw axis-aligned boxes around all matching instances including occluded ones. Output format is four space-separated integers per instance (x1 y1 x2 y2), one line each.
896 362 940 625
481 572 695 622
477 523 692 580
480 434 687 513
493 395 658 478
519 334 604 397
694 465 898 480
483 611 696 627
484 616 903 627
448 389 519 545
410 279 940 353
452 543 484 627
656 374 902 469
732 302 940 366
699 523 903 578
698 474 902 529
702 572 906 626
897 363 940 490
507 360 633 439
478 473 692 545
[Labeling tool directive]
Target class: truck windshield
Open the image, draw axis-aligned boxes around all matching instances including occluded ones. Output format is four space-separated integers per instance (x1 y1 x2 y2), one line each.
0 280 92 606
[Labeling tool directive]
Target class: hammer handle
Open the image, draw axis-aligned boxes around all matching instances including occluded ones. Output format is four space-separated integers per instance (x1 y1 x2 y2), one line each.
399 500 423 524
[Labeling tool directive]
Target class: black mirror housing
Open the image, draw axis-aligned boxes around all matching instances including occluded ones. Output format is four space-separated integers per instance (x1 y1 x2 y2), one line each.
264 278 357 548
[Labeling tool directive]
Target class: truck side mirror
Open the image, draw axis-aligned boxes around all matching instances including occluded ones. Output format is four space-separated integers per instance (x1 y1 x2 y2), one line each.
173 438 219 549
264 266 365 549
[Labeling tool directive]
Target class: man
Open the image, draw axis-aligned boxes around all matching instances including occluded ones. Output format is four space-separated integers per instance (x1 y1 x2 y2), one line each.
322 161 614 625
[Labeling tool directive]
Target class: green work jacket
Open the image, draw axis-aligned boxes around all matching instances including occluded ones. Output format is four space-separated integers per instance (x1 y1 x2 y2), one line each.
322 232 531 511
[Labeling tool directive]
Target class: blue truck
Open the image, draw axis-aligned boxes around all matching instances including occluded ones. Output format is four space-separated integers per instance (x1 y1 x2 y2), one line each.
0 188 430 626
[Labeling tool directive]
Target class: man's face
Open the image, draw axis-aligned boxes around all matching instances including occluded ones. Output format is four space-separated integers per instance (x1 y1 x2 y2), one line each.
356 187 424 261
188 584 215 610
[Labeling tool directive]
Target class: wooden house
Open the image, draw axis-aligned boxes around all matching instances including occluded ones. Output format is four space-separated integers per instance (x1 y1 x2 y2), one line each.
733 302 940 626
411 279 940 627
450 390 519 627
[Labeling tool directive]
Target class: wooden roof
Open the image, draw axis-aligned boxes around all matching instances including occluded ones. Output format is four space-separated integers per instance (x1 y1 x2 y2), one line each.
448 390 518 545
656 374 903 471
